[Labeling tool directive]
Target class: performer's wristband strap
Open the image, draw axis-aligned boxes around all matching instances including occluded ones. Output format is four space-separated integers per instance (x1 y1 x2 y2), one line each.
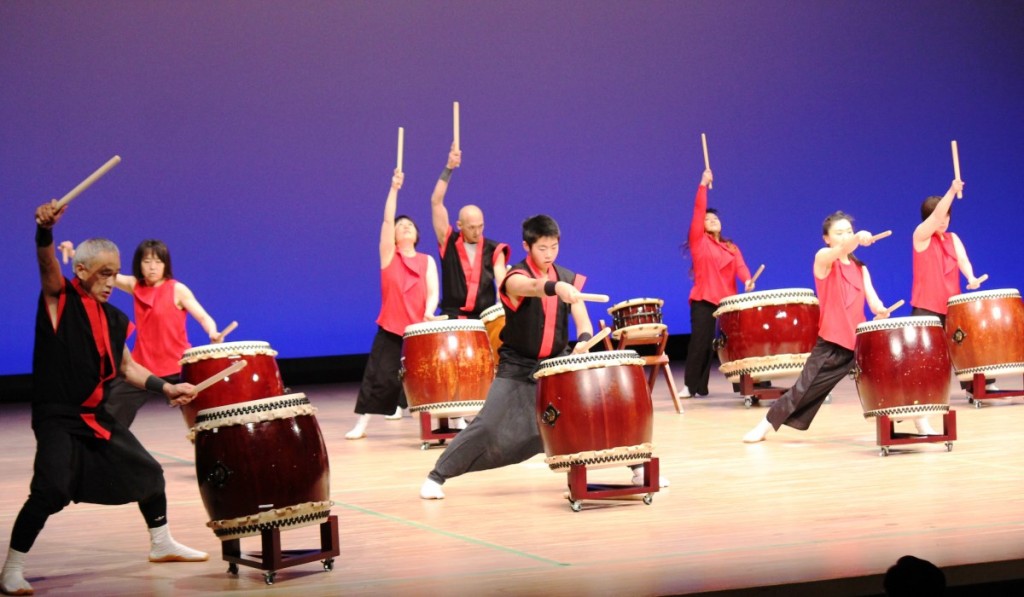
145 375 167 394
35 226 53 248
577 332 593 343
439 167 453 182
543 281 558 296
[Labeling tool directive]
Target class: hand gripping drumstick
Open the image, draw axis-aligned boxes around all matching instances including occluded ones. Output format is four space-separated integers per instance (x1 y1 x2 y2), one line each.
191 359 247 395
216 321 238 341
54 156 122 209
951 140 963 199
751 264 765 284
883 299 904 315
870 230 892 242
577 326 611 353
577 293 610 303
974 274 989 286
701 133 712 189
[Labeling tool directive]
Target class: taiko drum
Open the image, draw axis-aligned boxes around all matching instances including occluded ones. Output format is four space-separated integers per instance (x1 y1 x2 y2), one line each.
479 304 506 361
400 320 494 417
607 298 664 330
945 288 1024 382
179 341 285 428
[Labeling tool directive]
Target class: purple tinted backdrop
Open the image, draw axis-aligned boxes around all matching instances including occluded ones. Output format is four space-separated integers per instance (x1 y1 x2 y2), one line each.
2 1 1022 375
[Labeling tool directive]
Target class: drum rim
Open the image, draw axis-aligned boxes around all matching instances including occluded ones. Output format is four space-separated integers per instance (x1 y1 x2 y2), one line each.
195 392 309 418
718 288 817 304
534 350 644 377
607 297 664 313
855 316 943 333
403 320 487 336
480 304 505 322
180 341 275 358
947 288 1021 305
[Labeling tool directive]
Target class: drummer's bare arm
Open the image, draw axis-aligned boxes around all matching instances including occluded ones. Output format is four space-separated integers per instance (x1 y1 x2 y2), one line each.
570 302 594 354
814 232 868 279
121 347 197 406
505 276 582 305
913 180 964 251
492 251 508 295
688 170 712 247
861 267 888 318
35 201 67 323
430 146 461 245
175 282 219 341
424 256 440 319
950 233 982 288
114 273 137 293
380 169 404 269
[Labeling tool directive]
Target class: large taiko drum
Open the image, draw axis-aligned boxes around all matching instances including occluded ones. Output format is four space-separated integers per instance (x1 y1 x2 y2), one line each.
946 289 1024 382
192 394 332 541
608 298 663 330
533 350 653 472
179 341 285 428
854 317 951 418
713 288 819 382
479 304 506 360
401 320 495 416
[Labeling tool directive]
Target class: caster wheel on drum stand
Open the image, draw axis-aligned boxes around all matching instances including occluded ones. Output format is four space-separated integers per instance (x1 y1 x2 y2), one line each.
569 499 583 512
824 393 833 404
974 399 984 409
946 442 954 452
743 397 753 408
264 571 276 585
879 446 890 457
323 558 335 571
642 494 654 506
227 563 238 576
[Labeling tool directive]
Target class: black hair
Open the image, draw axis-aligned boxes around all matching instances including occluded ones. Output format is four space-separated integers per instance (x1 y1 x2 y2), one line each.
132 240 172 284
522 214 560 246
394 214 420 247
821 210 864 267
920 196 948 221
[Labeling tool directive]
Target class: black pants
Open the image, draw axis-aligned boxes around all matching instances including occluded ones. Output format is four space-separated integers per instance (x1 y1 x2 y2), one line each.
766 338 853 431
354 327 408 415
684 300 717 395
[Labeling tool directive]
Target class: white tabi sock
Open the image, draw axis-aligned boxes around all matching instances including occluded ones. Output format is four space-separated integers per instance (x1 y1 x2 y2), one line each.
148 524 209 563
1 548 33 596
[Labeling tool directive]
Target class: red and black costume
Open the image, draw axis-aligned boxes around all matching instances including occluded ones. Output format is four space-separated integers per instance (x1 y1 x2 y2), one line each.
910 233 960 323
437 225 509 319
427 256 584 485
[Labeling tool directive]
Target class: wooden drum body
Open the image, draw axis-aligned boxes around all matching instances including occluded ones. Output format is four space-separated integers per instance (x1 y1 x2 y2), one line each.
854 317 951 418
179 341 285 428
479 304 506 361
608 298 663 330
946 289 1024 381
534 350 653 472
713 288 819 382
192 394 332 541
401 320 495 416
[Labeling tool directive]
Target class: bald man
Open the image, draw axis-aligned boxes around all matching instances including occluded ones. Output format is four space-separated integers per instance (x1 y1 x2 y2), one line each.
431 146 509 319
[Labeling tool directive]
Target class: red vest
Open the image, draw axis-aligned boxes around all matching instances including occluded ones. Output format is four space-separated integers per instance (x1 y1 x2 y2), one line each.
132 279 189 376
376 252 429 336
815 260 865 351
911 233 960 315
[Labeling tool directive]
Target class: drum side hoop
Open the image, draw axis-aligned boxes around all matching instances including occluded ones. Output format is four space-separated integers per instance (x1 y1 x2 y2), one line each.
954 362 1024 381
408 401 485 415
480 305 505 323
179 342 277 364
713 290 818 317
207 500 334 540
719 353 810 377
544 443 654 471
403 321 487 337
534 357 646 379
607 298 664 314
947 289 1022 306
193 393 310 424
856 316 943 334
862 404 950 419
611 323 667 340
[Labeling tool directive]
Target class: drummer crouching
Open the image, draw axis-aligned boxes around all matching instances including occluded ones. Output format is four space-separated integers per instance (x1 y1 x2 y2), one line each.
420 215 668 499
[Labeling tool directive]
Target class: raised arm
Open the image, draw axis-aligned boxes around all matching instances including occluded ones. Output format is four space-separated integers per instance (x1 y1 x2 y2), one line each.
35 200 67 308
424 255 439 319
174 282 219 341
913 180 964 249
431 146 461 245
380 169 404 269
688 169 713 248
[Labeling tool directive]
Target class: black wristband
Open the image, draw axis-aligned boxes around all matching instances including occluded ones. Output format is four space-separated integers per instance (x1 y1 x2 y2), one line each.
35 226 53 248
145 375 166 394
577 332 593 343
543 281 558 296
439 167 453 182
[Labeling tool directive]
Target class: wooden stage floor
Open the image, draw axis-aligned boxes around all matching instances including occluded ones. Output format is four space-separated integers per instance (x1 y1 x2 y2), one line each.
1 369 1023 596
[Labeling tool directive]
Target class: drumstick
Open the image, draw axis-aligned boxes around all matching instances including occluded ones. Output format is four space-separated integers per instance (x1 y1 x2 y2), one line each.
577 327 611 353
453 101 460 151
870 230 892 242
701 133 712 189
750 264 765 284
396 127 404 172
974 273 989 286
951 140 963 198
884 299 905 314
192 359 247 394
54 155 122 209
577 293 610 303
217 321 238 341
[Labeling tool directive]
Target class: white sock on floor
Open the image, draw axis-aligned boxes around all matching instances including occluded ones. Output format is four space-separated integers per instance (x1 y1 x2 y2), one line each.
384 406 404 420
1 548 33 596
148 524 208 563
419 479 445 500
345 414 371 439
913 416 938 435
631 467 670 488
743 417 773 443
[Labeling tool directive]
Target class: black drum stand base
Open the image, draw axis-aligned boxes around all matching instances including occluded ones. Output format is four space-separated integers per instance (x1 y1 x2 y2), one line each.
564 457 659 512
222 515 340 585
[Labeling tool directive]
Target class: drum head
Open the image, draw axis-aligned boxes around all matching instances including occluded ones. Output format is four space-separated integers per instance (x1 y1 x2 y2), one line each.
180 341 276 363
403 319 487 337
480 304 505 323
856 316 942 334
947 288 1021 307
607 297 663 314
714 288 818 317
534 350 644 378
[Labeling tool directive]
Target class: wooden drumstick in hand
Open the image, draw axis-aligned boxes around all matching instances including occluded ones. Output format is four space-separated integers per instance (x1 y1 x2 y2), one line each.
968 273 989 289
751 264 765 284
577 327 611 353
701 133 712 189
874 299 904 319
577 293 610 303
54 155 122 210
191 359 247 395
870 230 892 242
214 321 238 342
951 140 963 199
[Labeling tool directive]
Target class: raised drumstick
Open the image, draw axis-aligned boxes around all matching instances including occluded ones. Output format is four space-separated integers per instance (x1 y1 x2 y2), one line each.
55 155 122 209
577 293 610 303
397 127 404 172
453 101 460 151
216 321 238 341
870 230 892 242
751 264 765 284
577 326 611 353
951 140 963 199
701 133 712 189
191 359 247 395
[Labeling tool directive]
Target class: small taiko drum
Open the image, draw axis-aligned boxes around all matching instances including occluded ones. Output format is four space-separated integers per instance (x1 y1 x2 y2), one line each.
713 288 819 382
179 341 285 428
401 320 495 417
192 394 332 541
608 298 663 330
946 289 1024 382
854 317 951 418
479 304 506 360
533 350 653 472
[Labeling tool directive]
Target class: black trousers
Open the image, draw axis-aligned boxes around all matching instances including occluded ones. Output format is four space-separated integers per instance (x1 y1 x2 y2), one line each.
354 327 408 415
684 300 717 395
766 338 853 431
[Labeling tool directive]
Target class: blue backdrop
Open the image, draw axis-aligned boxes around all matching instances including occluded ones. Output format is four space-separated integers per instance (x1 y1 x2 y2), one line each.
2 1 1022 376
